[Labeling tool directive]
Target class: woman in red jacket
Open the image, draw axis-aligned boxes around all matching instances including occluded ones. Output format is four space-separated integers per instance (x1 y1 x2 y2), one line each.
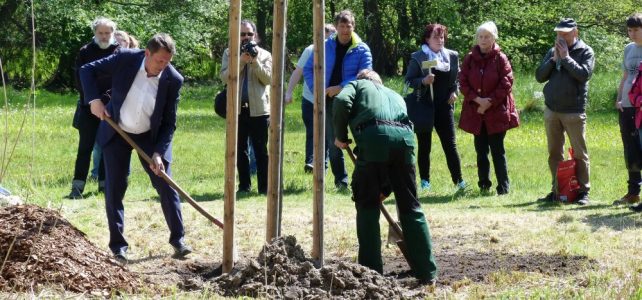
459 21 519 195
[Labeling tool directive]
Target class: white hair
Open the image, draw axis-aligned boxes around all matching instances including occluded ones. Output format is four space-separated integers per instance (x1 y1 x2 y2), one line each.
91 17 116 33
476 21 498 40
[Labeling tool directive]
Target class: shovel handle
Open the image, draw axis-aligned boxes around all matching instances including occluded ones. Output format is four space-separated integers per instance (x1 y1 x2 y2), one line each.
103 116 224 229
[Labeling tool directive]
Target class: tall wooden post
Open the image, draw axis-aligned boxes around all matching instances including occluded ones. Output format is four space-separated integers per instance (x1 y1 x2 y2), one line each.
311 0 325 267
266 0 288 242
223 0 242 274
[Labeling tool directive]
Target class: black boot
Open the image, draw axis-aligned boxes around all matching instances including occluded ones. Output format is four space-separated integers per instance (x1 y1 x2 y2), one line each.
66 180 85 199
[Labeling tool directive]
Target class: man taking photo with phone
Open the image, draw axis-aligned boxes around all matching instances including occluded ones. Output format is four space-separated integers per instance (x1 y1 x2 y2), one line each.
535 18 595 205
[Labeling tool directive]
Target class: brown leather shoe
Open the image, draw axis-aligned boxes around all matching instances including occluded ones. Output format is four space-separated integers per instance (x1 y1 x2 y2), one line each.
613 194 640 206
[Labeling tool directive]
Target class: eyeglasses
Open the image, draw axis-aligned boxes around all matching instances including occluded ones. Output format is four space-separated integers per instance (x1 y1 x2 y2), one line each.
240 32 255 37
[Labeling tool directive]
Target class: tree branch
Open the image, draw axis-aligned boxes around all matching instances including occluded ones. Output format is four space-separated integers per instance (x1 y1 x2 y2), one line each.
103 0 150 7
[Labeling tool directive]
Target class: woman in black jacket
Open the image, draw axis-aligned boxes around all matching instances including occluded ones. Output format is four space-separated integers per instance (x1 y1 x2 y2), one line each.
405 23 466 191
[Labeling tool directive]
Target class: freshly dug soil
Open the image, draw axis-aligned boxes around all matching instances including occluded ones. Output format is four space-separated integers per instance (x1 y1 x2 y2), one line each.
0 205 139 295
210 235 423 299
0 204 595 298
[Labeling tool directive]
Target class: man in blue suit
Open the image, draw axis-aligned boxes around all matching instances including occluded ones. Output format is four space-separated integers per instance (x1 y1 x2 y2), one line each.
80 33 191 261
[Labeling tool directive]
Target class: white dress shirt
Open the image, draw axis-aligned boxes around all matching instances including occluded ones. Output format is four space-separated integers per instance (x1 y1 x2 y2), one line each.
119 58 161 134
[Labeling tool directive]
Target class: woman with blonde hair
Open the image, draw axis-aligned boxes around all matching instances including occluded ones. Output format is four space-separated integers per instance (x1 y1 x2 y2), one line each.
458 21 519 195
114 30 139 48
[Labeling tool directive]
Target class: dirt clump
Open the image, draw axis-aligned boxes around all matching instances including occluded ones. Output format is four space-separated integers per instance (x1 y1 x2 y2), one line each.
0 205 139 295
211 235 422 299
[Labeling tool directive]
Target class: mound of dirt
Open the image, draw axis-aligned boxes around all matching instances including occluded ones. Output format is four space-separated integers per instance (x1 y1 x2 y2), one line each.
210 235 423 299
0 205 139 295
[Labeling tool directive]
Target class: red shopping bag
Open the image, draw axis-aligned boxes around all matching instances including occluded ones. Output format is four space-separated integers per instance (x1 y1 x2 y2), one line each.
556 148 580 203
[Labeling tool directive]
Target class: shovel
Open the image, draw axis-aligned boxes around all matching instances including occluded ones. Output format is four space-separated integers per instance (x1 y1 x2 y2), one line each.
104 116 224 230
421 59 438 100
344 146 414 269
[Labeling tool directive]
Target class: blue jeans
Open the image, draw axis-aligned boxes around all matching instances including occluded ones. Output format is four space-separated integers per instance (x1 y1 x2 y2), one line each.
91 142 102 179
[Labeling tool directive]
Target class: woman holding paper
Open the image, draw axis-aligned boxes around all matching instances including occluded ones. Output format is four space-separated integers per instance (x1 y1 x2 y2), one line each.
405 23 466 192
458 21 519 195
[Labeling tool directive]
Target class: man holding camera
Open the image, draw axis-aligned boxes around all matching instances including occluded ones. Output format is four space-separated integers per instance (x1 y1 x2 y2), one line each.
535 18 595 205
219 19 272 194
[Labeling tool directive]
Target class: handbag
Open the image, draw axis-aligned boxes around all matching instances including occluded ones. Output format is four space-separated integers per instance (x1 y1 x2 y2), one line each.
556 148 580 203
214 86 227 118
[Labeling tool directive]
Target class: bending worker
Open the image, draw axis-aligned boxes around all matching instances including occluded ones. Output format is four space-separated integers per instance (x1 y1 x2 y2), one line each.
333 69 438 284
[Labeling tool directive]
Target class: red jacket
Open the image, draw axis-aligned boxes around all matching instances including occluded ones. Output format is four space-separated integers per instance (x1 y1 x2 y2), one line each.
458 44 518 135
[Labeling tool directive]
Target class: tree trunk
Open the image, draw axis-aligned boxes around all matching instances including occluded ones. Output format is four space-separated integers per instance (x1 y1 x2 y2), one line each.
395 0 412 74
328 0 336 20
362 0 395 76
255 0 271 49
43 51 76 92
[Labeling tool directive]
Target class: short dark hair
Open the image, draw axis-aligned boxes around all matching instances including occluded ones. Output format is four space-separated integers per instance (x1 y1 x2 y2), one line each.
147 33 176 56
334 10 355 27
240 19 260 43
146 33 176 55
422 24 448 45
627 13 642 28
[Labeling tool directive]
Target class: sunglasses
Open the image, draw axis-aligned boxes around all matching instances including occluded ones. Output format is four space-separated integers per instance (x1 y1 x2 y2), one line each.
240 32 255 37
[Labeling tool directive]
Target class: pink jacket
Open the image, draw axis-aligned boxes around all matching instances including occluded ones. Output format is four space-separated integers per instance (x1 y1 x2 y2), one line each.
628 61 642 128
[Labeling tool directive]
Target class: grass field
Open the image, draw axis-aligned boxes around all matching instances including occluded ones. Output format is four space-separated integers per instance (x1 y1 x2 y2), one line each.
1 70 642 298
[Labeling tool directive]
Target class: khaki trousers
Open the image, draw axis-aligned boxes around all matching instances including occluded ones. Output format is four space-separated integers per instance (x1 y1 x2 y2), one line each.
544 107 590 192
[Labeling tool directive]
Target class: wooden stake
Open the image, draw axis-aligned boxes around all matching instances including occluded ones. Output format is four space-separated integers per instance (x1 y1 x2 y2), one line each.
266 0 288 242
223 0 242 274
311 0 325 267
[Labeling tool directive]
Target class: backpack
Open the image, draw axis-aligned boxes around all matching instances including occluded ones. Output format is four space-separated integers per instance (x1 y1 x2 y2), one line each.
214 86 227 119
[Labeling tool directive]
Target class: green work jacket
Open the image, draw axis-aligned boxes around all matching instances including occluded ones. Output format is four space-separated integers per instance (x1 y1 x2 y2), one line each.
333 79 415 164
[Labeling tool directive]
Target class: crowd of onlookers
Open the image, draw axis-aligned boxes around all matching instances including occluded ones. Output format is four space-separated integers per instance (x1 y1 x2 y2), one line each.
65 11 642 279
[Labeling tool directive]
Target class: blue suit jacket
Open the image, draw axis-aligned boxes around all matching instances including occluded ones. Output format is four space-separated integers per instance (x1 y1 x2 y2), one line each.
80 49 183 162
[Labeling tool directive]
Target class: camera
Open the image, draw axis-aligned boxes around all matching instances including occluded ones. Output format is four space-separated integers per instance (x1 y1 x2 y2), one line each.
241 40 259 58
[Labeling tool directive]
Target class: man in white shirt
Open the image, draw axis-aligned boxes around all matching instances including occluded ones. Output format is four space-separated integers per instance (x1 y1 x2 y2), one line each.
80 33 191 261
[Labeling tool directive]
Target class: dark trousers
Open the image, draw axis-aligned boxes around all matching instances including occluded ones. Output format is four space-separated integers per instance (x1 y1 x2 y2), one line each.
474 124 509 194
72 105 105 183
351 147 437 279
620 108 642 195
416 105 463 184
302 99 314 165
351 148 420 213
325 101 348 186
237 108 269 193
102 131 184 254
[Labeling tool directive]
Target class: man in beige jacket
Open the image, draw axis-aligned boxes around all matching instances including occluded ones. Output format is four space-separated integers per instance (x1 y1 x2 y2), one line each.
220 19 272 194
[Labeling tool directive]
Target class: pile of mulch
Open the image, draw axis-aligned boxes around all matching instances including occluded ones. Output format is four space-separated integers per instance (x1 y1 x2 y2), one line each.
210 235 424 299
0 205 139 296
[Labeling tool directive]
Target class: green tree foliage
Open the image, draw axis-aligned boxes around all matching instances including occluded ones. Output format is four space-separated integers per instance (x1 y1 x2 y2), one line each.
0 0 636 90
